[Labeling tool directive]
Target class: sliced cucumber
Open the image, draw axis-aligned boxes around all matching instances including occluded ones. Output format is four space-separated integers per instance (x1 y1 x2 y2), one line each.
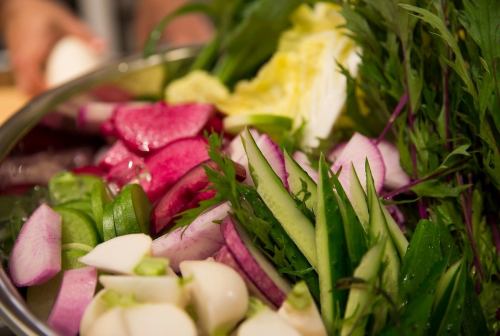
102 202 117 241
62 248 88 270
316 156 349 333
341 242 385 336
224 114 293 136
57 200 92 215
91 180 113 240
55 207 99 247
113 184 151 236
241 128 317 268
349 165 369 230
284 150 317 213
49 172 102 205
381 205 408 258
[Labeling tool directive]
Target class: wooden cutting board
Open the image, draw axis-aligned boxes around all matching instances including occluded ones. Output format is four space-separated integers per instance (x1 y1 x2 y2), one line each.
0 87 28 126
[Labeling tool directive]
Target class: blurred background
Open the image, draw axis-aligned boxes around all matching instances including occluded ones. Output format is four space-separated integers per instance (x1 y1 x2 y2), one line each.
0 0 212 124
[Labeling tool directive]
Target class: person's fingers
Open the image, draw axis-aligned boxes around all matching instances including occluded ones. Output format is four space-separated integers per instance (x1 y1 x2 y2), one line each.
56 9 106 53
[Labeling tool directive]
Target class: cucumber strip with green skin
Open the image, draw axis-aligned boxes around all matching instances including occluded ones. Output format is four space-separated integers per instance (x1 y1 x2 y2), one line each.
54 207 99 247
57 200 92 216
381 205 408 259
113 184 151 236
241 128 317 268
102 202 117 241
341 242 385 336
330 171 367 269
349 165 369 230
316 156 350 333
91 180 112 240
284 150 317 213
49 172 102 205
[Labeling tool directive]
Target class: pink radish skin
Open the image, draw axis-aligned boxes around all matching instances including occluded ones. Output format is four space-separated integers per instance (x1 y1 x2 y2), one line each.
214 246 274 307
97 140 141 171
221 217 289 307
327 142 347 163
9 204 61 287
106 156 148 189
48 267 97 336
152 203 230 271
292 151 318 182
114 102 214 153
376 140 411 189
144 136 209 201
331 133 386 196
152 160 246 235
256 134 288 189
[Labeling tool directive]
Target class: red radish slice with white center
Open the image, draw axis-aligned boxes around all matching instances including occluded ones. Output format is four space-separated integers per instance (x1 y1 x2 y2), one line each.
47 266 97 336
144 136 209 201
114 102 214 152
152 203 230 271
331 133 385 196
152 160 246 235
214 246 275 307
98 140 141 171
376 140 410 189
221 217 290 307
106 156 148 189
255 134 288 189
292 151 318 182
9 204 61 287
327 142 347 163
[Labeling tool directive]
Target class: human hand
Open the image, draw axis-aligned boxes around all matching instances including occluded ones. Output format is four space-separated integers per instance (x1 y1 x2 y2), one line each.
1 0 103 95
134 0 213 50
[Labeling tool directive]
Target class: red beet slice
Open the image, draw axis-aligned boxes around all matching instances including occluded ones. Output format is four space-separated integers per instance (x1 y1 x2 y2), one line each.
144 137 209 201
151 160 246 235
97 140 141 171
114 102 214 152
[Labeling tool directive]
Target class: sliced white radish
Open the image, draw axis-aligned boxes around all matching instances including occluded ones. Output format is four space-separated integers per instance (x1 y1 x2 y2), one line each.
99 275 188 307
79 234 152 274
85 307 128 336
180 260 248 335
292 151 318 182
80 290 109 336
9 204 61 287
238 308 300 336
124 303 196 336
376 140 411 189
331 133 385 197
152 203 229 271
278 283 327 336
47 267 97 336
222 217 290 307
214 246 274 307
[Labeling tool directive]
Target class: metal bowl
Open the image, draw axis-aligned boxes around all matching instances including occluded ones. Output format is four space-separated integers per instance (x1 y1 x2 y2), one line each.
0 46 198 335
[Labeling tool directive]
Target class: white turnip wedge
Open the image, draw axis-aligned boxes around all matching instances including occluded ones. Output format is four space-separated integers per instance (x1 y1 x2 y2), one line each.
47 266 97 336
180 260 249 335
331 133 385 198
9 204 61 287
79 234 152 274
152 202 230 271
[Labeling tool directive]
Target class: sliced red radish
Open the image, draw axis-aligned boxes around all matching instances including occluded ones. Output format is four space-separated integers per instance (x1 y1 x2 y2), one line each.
72 165 106 177
331 133 385 196
144 137 209 201
114 102 214 153
256 134 288 189
77 102 118 132
98 140 141 171
214 246 274 307
106 156 148 189
292 151 318 182
327 142 347 163
47 267 97 336
376 140 410 189
9 204 61 287
151 160 246 235
152 203 230 271
221 217 290 307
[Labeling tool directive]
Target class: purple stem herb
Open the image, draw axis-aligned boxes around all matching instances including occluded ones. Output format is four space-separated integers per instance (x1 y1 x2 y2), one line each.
375 92 409 145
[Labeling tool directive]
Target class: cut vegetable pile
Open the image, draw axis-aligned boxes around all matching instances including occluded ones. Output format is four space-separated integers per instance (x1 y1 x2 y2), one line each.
1 1 499 335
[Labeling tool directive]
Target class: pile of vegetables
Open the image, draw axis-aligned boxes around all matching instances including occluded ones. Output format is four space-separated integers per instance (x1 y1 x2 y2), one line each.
0 0 498 335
